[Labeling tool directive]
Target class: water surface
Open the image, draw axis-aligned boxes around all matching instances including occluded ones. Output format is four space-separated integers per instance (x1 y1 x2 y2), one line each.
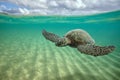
0 11 120 80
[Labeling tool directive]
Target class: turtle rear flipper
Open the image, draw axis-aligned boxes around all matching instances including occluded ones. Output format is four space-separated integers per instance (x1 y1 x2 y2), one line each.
42 30 61 43
77 44 115 56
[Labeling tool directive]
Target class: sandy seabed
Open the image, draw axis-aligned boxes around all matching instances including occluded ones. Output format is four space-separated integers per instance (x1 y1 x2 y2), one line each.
0 30 120 80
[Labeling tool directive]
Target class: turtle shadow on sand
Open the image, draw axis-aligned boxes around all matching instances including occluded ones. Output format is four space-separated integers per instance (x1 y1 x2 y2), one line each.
42 29 115 57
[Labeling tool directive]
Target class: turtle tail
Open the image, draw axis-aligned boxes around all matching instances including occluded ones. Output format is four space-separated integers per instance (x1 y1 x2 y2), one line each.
77 44 115 56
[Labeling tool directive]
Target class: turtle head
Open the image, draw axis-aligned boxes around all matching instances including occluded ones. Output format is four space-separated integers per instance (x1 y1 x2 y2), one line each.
55 38 70 47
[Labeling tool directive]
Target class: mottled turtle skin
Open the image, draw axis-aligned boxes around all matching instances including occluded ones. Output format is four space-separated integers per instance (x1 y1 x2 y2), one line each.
42 29 115 56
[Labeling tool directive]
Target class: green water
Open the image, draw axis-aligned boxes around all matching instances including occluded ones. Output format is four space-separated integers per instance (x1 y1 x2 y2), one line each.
0 11 120 80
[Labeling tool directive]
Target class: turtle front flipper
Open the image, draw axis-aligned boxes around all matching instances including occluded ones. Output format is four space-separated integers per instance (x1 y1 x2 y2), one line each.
77 44 115 56
42 30 61 43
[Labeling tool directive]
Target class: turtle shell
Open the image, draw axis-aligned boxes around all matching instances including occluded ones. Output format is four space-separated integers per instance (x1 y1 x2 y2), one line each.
65 29 95 47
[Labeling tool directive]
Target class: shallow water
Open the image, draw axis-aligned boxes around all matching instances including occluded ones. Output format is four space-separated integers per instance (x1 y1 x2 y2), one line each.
0 11 120 80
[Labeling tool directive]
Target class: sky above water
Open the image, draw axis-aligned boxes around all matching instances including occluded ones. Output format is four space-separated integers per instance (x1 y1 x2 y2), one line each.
0 0 120 15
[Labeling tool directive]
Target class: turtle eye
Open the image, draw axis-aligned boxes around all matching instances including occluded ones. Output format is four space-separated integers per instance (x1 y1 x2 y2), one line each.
55 40 64 46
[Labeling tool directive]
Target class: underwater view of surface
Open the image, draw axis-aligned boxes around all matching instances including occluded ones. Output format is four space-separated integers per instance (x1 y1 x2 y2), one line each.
0 11 120 80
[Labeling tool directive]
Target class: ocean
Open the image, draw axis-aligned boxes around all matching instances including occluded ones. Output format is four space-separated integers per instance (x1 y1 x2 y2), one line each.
0 11 120 80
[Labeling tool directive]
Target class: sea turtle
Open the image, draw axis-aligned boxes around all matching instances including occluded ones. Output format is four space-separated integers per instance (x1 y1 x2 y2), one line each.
42 29 115 56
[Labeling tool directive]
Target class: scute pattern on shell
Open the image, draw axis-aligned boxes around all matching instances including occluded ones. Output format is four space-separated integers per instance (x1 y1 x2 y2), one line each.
65 29 95 47
42 29 115 56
